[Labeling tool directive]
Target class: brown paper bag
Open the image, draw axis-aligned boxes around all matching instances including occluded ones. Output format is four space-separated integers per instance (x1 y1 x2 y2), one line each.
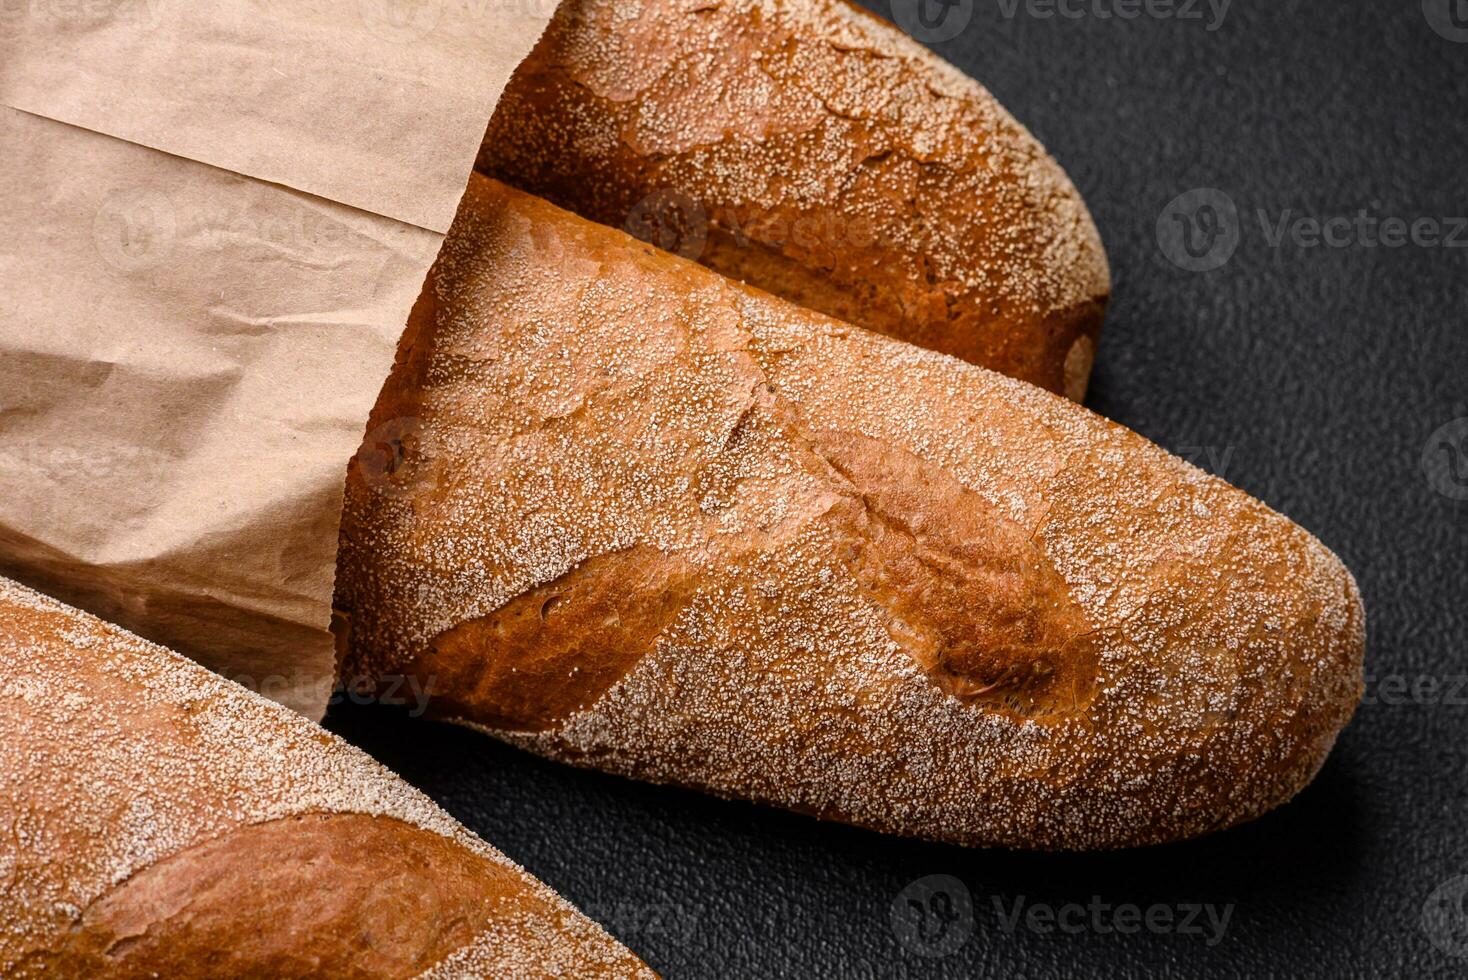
0 0 553 717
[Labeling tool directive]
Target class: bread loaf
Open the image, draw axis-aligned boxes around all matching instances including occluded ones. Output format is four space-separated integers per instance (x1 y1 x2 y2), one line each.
0 575 653 978
480 0 1110 399
335 175 1364 851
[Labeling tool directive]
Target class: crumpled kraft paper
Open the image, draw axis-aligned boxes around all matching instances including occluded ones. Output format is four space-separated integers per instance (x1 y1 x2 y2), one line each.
0 0 554 717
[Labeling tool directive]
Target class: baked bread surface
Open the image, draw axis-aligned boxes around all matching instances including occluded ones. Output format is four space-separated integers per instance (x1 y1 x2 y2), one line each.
481 0 1110 398
336 176 1364 851
0 576 652 978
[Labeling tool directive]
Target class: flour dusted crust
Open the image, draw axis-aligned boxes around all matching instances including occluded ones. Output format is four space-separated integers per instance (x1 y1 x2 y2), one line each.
0 576 651 978
481 0 1110 399
335 177 1364 851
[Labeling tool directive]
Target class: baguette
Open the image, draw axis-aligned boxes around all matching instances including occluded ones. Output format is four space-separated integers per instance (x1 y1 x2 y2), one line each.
0 575 653 978
335 175 1365 851
480 0 1110 399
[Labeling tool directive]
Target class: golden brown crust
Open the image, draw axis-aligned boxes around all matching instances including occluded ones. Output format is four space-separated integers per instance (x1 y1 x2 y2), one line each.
55 814 535 979
427 545 695 731
480 0 1110 398
335 176 1364 851
0 576 652 978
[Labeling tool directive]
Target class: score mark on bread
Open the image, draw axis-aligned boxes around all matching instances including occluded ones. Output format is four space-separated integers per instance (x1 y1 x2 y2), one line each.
56 814 532 977
812 428 1099 718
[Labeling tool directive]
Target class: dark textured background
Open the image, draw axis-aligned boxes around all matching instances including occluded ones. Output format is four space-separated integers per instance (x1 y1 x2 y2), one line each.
328 0 1468 975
